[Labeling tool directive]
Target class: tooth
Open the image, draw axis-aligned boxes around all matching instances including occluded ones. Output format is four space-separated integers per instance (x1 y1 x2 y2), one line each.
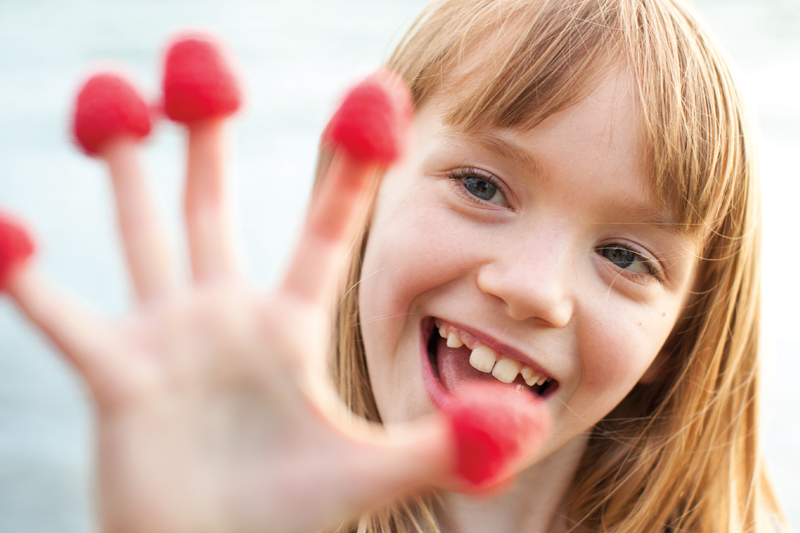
469 345 497 373
521 365 534 382
536 376 547 386
460 330 477 349
525 373 540 387
446 331 463 348
438 325 447 338
492 356 521 383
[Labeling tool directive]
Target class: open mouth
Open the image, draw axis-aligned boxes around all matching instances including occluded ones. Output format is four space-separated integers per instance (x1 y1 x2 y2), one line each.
422 317 558 401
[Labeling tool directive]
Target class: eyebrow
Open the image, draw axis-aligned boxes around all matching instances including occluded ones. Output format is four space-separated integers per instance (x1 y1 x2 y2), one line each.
438 130 542 174
602 199 684 233
439 129 691 235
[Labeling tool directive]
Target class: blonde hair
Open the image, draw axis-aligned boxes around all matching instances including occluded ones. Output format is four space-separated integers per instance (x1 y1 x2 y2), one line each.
325 0 784 531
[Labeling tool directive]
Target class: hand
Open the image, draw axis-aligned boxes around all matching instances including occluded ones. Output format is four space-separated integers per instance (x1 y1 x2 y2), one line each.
4 63 452 533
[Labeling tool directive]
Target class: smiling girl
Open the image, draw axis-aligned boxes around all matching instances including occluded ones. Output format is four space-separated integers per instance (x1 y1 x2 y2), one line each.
0 0 785 532
325 0 782 530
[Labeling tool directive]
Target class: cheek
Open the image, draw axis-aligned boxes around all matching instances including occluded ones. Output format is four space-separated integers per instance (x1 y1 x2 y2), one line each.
359 185 472 324
356 184 466 417
570 297 678 417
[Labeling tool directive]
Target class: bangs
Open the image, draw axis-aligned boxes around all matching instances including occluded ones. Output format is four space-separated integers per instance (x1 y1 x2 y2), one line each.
387 0 753 236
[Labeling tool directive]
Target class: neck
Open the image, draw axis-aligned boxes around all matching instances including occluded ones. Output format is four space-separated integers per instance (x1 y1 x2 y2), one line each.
436 433 588 533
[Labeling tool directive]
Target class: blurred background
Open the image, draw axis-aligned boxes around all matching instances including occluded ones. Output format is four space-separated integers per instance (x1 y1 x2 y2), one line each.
0 0 797 530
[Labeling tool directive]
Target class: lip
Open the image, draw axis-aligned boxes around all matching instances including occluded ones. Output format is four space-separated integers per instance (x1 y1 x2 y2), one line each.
419 317 558 409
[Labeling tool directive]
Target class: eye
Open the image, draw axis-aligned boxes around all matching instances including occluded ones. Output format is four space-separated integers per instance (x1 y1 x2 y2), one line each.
596 244 662 282
446 167 509 207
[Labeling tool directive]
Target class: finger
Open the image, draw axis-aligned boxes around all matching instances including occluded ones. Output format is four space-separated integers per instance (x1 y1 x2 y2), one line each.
72 71 176 303
102 137 179 303
183 119 239 282
280 71 412 304
344 415 454 506
162 33 243 283
280 153 377 303
6 267 112 387
344 385 551 513
1 219 120 401
439 382 551 492
350 385 550 500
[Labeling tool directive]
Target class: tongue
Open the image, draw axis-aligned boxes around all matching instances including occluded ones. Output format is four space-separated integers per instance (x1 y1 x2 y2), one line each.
436 336 521 394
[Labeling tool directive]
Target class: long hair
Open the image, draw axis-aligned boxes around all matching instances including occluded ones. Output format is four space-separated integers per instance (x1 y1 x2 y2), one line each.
325 0 783 531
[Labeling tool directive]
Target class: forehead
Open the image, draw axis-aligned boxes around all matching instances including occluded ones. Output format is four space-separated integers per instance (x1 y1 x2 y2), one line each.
411 69 690 234
435 68 645 180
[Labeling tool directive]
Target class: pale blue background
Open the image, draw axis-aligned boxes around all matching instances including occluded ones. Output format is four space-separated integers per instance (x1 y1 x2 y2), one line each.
0 0 797 531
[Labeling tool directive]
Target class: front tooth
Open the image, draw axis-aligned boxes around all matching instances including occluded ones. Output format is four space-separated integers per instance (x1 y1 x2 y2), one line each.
492 356 521 383
469 345 497 373
438 325 447 339
446 331 463 348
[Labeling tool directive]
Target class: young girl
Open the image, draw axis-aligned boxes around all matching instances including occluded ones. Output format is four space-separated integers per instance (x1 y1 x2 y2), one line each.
0 0 785 531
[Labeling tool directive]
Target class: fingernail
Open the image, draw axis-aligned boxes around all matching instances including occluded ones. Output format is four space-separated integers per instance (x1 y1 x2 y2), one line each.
0 211 36 291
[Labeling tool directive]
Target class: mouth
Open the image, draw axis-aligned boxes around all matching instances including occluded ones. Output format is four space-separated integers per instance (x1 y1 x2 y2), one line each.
420 317 558 407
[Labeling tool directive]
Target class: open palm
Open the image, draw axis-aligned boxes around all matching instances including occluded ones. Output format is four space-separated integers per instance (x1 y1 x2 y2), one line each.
5 68 450 533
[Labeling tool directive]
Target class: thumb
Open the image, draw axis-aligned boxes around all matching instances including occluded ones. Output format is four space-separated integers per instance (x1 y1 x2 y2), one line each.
439 382 551 493
344 413 454 503
346 382 550 502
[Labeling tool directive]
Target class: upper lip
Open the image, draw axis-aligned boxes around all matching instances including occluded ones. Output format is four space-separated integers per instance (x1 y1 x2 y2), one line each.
432 317 556 384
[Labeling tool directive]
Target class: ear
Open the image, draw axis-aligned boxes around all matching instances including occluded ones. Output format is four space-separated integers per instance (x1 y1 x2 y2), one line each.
639 351 667 385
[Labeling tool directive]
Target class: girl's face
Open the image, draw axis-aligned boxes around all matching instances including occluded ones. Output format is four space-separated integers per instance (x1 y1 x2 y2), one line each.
358 70 698 468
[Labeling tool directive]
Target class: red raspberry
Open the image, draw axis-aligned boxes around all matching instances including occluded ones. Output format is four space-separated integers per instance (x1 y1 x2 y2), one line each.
162 33 243 123
0 212 35 291
72 72 152 156
324 70 412 164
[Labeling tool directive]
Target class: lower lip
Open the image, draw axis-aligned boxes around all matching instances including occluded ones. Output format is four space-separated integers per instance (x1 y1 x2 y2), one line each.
419 318 451 409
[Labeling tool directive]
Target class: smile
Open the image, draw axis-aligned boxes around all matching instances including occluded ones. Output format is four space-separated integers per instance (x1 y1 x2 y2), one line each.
420 317 558 407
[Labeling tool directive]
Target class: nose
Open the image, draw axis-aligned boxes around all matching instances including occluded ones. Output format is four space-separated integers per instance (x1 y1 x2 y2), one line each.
476 235 574 328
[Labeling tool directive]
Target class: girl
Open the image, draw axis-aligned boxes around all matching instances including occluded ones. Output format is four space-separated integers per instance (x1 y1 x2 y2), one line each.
0 0 785 532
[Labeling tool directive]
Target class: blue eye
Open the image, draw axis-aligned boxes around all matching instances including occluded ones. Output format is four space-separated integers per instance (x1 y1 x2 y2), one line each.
597 245 658 278
464 177 498 201
447 167 508 206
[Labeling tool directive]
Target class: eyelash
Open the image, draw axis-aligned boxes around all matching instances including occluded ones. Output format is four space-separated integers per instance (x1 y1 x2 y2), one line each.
445 167 510 208
595 244 664 284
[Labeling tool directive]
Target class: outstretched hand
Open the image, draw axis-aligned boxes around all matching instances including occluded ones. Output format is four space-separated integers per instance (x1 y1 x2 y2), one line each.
0 33 549 533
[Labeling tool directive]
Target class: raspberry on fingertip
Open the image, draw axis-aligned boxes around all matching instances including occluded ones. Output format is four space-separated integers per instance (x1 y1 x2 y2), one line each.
0 212 36 291
441 382 550 490
324 70 412 165
72 72 153 157
162 33 243 124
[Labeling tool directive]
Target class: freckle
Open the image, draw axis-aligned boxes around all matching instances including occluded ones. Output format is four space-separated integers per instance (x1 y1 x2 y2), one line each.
639 323 642 326
662 312 666 317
